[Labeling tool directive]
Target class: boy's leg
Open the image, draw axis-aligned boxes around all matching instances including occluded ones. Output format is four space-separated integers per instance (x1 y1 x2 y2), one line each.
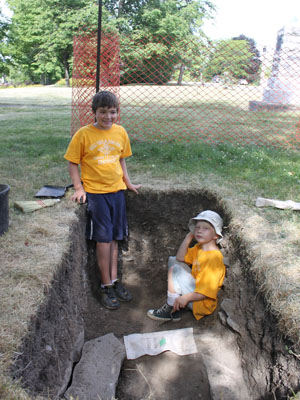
168 256 191 272
96 242 112 285
110 240 118 282
108 240 132 301
167 266 177 294
96 241 120 310
170 265 195 312
167 266 182 305
147 267 181 321
96 239 121 283
97 238 131 303
87 191 131 307
111 239 132 302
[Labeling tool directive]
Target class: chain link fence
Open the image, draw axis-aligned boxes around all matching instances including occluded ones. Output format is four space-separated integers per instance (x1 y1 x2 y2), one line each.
71 28 300 149
71 31 120 135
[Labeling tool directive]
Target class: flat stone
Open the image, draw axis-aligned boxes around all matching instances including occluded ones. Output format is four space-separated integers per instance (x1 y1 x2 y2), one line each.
218 311 227 326
227 316 242 335
57 329 85 397
222 256 230 267
220 299 242 334
64 333 125 400
221 298 236 316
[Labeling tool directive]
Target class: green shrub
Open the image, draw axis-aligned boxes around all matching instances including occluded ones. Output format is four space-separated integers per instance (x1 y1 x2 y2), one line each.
55 78 72 87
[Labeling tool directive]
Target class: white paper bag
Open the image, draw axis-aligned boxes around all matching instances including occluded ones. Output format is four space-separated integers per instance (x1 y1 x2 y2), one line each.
124 327 198 360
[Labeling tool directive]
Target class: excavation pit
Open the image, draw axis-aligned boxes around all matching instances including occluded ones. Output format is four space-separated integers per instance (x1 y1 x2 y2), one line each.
11 189 300 399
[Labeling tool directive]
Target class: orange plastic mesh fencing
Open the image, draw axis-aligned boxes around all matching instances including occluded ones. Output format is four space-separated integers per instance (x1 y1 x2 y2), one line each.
72 29 300 149
71 31 120 136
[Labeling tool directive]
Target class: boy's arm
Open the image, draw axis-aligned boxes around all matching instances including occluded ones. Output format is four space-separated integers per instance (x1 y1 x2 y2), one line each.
120 157 141 194
174 232 208 311
172 292 207 311
68 162 86 203
176 232 194 262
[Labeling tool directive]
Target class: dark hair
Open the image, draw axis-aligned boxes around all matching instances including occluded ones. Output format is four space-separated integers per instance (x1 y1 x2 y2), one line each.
92 91 119 113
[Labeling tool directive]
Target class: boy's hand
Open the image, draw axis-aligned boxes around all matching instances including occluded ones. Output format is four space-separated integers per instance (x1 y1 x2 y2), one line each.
127 183 142 194
71 188 86 204
185 232 194 240
173 295 189 311
176 232 194 262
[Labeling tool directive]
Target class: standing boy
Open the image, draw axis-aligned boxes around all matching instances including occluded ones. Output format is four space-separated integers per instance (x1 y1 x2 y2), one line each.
147 210 225 321
64 91 141 310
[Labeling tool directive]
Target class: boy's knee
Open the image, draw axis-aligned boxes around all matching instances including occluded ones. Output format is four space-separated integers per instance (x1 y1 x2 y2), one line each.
168 256 177 269
168 256 190 272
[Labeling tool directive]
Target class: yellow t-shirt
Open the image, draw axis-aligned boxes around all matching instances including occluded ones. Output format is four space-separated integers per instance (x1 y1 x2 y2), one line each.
64 124 132 193
184 244 225 320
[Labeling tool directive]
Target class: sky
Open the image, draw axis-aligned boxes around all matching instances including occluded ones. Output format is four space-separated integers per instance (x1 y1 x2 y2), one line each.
1 0 300 50
202 0 300 50
0 0 12 18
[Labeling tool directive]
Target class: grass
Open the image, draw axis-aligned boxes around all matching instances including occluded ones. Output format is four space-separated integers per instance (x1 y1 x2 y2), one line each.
1 86 300 398
118 84 300 148
0 106 71 199
129 140 300 199
2 101 300 203
121 106 299 148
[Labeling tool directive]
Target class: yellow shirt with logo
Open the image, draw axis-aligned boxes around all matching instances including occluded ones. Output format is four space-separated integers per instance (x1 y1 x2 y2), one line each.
64 124 132 193
184 244 225 320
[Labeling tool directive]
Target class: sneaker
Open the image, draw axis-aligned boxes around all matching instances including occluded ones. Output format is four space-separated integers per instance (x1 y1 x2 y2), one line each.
113 280 133 302
147 303 181 322
99 285 120 310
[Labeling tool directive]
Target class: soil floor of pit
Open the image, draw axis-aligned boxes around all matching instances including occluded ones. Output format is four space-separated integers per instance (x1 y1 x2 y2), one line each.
83 227 252 400
83 268 250 400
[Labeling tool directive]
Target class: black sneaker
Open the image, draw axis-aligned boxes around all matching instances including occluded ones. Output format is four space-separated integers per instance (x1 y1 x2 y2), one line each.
99 285 120 310
147 303 181 321
113 280 132 302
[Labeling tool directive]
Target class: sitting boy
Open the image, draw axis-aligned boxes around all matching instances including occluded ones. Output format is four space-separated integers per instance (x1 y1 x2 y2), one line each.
147 210 225 321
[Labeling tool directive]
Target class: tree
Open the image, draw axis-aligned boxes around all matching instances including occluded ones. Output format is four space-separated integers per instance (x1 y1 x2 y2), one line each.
0 11 9 77
118 0 215 84
202 38 257 84
105 0 149 30
5 0 214 85
232 34 261 83
6 0 113 84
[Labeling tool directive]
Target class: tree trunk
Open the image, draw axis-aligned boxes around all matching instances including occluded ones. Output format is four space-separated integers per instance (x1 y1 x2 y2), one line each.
177 64 185 85
64 53 70 87
118 0 124 17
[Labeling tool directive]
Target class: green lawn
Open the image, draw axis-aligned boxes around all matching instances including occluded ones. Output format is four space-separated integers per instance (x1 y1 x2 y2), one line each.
1 86 300 208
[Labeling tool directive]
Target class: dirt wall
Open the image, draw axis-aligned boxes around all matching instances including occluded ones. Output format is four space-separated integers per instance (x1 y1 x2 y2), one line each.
9 189 300 399
11 206 88 398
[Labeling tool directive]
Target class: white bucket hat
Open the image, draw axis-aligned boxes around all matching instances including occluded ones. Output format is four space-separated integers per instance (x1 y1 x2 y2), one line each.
188 210 223 243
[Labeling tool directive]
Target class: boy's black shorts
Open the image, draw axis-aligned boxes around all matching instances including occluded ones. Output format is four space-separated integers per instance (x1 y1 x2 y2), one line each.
86 190 128 243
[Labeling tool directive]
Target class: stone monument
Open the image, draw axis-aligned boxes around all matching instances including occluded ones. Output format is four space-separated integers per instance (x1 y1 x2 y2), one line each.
249 23 300 111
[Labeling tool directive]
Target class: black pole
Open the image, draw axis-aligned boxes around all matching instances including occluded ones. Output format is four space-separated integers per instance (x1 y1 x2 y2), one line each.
96 0 102 93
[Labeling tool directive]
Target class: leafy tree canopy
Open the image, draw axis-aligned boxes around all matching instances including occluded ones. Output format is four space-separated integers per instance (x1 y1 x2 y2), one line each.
203 37 261 84
6 0 114 84
118 0 214 84
5 0 214 85
105 0 214 34
0 8 10 76
232 34 261 83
